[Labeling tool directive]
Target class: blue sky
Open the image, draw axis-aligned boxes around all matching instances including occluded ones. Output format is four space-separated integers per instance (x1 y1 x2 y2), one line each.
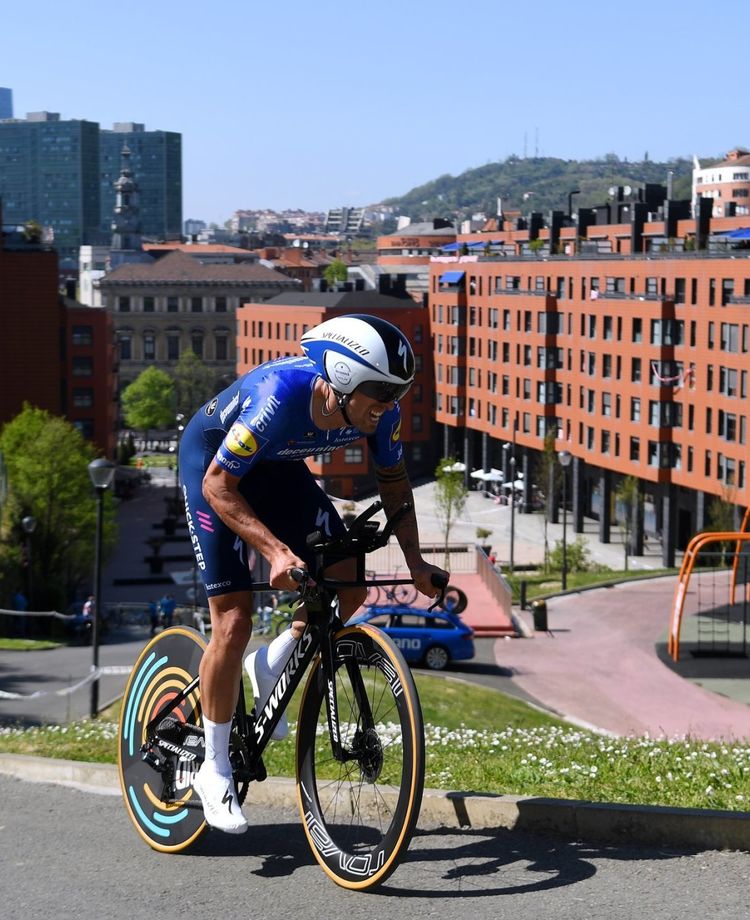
4 1 749 223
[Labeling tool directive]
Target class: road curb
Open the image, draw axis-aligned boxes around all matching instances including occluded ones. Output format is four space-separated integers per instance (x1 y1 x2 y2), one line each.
1 753 748 851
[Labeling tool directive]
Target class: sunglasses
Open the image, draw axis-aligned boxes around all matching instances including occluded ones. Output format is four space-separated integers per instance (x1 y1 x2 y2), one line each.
356 379 413 403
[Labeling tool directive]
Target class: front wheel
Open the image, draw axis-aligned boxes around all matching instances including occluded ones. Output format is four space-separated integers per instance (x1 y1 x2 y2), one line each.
296 624 425 890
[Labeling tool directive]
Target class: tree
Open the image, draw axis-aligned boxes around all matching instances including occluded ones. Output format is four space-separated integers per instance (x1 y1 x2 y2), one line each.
172 349 216 420
121 367 176 442
323 258 348 289
433 458 468 569
0 404 117 610
707 488 739 565
615 475 640 572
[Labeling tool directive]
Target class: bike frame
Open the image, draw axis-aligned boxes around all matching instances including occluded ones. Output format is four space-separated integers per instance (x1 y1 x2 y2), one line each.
142 500 443 806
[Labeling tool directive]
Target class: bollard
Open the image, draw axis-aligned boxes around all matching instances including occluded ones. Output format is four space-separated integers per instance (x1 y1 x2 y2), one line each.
519 580 528 610
531 599 548 632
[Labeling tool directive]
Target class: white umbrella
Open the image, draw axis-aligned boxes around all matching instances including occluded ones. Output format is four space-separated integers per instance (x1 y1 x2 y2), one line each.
502 478 525 491
442 461 466 473
470 469 486 480
485 468 504 482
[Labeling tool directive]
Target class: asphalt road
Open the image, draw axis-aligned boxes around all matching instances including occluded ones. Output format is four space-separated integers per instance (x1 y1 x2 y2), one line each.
1 774 748 920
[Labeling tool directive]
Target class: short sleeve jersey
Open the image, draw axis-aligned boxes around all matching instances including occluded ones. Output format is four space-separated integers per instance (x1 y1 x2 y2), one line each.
196 356 404 476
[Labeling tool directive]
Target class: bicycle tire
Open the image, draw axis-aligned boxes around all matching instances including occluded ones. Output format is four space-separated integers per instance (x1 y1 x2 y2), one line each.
295 623 424 890
439 585 468 614
392 583 418 605
117 626 209 853
364 584 381 606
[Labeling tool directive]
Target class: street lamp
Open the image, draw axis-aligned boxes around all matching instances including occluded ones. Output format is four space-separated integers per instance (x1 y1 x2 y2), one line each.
503 415 519 571
87 457 116 719
21 515 37 609
173 413 185 497
558 450 572 590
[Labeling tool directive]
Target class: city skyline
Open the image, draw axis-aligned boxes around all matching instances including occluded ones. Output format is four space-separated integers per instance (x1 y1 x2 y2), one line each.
4 0 750 225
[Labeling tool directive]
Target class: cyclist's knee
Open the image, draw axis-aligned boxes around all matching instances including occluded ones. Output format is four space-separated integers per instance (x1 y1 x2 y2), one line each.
208 601 252 648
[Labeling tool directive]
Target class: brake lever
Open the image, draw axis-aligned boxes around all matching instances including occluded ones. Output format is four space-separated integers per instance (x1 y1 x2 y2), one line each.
427 572 449 613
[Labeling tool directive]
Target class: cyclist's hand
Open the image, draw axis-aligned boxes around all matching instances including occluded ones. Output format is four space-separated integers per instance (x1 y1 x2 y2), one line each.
269 551 308 592
409 560 449 599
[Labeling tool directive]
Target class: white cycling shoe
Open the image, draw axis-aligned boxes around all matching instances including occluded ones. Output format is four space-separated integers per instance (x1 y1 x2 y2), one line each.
192 767 248 834
245 646 288 741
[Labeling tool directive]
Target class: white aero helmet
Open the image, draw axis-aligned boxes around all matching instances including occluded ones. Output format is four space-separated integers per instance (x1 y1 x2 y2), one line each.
300 314 415 402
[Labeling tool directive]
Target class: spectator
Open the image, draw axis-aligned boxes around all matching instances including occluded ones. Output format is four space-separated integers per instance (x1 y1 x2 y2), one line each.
149 599 159 636
159 593 176 629
82 595 95 622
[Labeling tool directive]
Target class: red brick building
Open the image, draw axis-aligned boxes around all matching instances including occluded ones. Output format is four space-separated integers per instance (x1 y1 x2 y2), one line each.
0 202 117 455
236 291 434 497
430 193 750 565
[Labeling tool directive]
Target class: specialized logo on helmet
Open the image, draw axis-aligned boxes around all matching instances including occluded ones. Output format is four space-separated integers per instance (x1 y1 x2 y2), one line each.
398 339 409 374
225 423 258 457
332 361 352 387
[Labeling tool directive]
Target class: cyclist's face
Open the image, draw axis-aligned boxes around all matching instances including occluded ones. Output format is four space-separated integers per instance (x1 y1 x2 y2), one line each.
346 390 395 433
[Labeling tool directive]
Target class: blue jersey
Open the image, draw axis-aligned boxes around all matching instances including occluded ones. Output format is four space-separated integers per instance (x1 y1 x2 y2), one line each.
184 356 403 478
179 356 405 598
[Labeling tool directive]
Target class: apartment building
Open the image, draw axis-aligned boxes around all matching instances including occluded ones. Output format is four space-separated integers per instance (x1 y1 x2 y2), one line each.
235 291 434 497
430 200 750 566
693 148 750 218
97 250 300 392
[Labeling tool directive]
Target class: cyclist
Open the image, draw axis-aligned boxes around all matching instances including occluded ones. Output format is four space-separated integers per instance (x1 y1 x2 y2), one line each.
179 313 448 833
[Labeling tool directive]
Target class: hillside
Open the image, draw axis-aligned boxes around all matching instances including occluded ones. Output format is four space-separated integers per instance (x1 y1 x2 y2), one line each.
381 154 699 223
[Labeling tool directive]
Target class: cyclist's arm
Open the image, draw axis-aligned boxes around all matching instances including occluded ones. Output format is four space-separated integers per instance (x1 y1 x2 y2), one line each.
374 459 447 597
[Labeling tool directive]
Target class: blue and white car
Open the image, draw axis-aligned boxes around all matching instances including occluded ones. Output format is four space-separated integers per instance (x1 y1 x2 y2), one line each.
352 605 475 671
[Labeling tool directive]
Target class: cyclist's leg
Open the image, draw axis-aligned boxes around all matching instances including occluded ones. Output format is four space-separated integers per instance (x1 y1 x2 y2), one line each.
180 443 254 832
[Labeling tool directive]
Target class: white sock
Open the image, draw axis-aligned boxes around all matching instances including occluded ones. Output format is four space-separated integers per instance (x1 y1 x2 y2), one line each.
202 716 232 776
266 629 298 675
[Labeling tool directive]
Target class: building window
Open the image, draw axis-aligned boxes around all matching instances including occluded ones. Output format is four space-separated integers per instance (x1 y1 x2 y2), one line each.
631 358 641 383
167 296 179 313
144 334 155 360
191 297 203 313
412 414 423 433
73 387 94 407
630 437 640 462
167 335 180 360
118 296 131 312
215 296 227 313
73 419 94 438
631 398 641 422
72 325 93 345
119 336 131 361
344 446 363 464
143 296 155 313
216 335 228 361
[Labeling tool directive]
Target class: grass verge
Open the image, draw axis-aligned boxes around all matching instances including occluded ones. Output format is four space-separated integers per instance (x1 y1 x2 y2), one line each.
0 638 61 651
1 674 748 812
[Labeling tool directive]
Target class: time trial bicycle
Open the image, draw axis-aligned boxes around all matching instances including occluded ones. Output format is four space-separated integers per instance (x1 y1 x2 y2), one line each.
117 500 447 890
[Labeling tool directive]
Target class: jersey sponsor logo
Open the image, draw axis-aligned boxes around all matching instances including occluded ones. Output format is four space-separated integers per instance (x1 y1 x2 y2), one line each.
206 580 232 591
250 394 281 432
205 397 218 417
277 445 338 457
220 391 240 425
182 486 206 570
225 423 258 457
390 420 401 443
217 453 241 472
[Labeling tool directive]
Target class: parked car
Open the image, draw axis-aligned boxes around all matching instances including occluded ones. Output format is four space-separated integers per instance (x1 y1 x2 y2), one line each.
351 605 475 671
